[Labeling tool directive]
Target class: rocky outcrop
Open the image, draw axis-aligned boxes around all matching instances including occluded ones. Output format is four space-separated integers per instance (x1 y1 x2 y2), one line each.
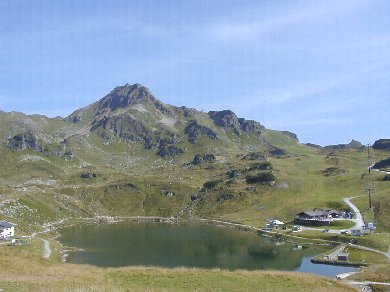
157 144 184 158
242 152 268 161
269 148 287 157
239 119 264 133
372 157 390 170
91 115 154 148
245 172 276 186
281 131 299 142
184 120 218 143
6 131 42 151
96 84 156 112
178 106 195 118
192 154 216 165
208 110 264 135
226 169 241 178
324 140 364 151
248 162 272 171
372 139 390 151
208 110 241 134
67 84 173 123
80 173 97 179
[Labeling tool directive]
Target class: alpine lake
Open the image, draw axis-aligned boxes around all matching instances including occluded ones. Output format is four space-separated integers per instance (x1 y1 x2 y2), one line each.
58 222 356 277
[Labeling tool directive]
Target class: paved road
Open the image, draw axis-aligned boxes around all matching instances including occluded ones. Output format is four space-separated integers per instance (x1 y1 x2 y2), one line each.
347 280 390 287
343 196 365 230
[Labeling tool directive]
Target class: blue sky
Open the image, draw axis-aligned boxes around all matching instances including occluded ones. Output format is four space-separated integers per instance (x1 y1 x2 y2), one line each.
0 0 389 145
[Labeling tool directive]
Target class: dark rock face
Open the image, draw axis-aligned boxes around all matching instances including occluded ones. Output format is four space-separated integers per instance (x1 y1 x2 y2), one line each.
71 116 81 123
157 144 184 158
269 148 287 157
372 139 390 150
191 194 199 201
242 152 268 161
192 154 216 165
91 115 153 148
64 150 74 160
324 140 364 151
7 131 42 151
372 157 390 169
281 131 299 142
184 120 218 143
80 173 97 179
238 119 264 133
208 110 265 135
208 110 240 134
227 169 241 178
245 172 276 185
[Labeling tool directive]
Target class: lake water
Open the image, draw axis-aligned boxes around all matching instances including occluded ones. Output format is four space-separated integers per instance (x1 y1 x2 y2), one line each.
58 222 356 277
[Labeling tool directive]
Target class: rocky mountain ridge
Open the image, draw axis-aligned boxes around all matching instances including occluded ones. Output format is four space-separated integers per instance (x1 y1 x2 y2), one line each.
1 84 273 160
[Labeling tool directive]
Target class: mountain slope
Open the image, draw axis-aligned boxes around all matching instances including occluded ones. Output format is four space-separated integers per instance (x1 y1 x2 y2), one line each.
0 84 388 234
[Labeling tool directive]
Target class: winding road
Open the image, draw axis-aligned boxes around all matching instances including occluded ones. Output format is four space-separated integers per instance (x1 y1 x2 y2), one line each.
343 196 365 230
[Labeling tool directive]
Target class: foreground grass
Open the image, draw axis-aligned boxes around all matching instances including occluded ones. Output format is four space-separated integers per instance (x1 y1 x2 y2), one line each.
0 238 358 292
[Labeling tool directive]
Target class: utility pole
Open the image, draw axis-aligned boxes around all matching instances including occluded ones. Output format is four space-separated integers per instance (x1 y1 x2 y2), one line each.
365 144 374 209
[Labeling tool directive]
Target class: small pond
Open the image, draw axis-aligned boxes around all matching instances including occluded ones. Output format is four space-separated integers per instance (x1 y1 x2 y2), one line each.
58 222 356 277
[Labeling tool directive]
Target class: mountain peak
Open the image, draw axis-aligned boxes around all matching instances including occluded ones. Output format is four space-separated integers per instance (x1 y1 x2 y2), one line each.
98 83 155 111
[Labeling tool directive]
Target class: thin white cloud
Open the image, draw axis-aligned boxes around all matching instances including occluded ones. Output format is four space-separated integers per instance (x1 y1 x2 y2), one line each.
204 0 364 41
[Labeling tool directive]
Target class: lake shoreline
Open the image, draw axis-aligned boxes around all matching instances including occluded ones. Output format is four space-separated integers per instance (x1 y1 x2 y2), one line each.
38 215 363 279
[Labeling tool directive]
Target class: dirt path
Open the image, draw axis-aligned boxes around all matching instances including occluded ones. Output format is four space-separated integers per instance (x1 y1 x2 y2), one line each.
42 239 51 259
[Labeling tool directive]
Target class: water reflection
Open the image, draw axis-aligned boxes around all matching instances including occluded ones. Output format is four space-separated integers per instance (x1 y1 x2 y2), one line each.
59 222 356 276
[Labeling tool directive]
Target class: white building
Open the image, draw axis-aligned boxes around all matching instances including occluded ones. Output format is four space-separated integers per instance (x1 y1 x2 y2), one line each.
0 221 15 239
270 219 285 229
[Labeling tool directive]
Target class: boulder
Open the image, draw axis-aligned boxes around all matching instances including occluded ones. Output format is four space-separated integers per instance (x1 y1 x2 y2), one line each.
227 169 241 178
80 173 97 179
269 148 287 157
192 154 216 165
